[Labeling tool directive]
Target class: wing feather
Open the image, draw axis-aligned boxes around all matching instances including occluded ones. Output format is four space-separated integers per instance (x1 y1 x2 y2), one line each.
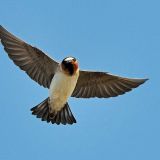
72 70 148 98
0 26 59 88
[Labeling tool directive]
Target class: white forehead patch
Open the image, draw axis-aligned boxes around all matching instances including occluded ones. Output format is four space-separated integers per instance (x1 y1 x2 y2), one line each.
65 57 74 61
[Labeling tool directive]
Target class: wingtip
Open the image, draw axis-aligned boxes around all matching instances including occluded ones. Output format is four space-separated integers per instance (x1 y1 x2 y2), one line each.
142 78 149 83
135 78 148 86
0 25 4 30
0 25 8 33
0 25 9 34
136 78 148 84
0 25 5 36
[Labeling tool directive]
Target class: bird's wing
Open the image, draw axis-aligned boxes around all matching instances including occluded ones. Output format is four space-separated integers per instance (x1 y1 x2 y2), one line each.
0 25 59 88
72 70 148 98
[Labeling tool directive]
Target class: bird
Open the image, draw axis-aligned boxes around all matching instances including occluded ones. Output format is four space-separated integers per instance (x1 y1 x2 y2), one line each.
0 25 148 125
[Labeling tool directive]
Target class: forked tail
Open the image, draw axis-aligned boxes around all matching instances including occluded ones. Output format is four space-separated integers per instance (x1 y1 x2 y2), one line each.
31 98 76 125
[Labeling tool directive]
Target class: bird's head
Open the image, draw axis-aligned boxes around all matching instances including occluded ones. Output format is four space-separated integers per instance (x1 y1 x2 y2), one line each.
61 56 79 76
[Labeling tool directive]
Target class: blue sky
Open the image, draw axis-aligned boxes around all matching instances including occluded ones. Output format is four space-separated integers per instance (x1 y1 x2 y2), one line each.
0 0 159 160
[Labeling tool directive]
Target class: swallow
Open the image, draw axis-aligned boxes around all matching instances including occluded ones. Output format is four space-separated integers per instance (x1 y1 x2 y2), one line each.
0 26 148 125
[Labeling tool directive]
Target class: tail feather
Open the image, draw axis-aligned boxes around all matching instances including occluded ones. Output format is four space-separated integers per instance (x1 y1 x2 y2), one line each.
64 104 76 124
31 98 76 125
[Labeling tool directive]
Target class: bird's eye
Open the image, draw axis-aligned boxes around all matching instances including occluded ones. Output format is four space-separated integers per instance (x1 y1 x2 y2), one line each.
72 58 76 62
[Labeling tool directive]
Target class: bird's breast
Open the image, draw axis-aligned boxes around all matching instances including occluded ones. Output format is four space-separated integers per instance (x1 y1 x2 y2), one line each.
49 70 79 112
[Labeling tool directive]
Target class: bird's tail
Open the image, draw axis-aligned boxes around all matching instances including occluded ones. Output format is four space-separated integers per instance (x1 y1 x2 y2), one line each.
30 98 76 125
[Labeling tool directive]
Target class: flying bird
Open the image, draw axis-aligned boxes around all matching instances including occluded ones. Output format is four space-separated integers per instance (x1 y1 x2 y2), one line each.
0 26 148 125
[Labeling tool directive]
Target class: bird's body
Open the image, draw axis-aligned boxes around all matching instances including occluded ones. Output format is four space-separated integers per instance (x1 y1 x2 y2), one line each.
49 65 79 112
0 25 148 125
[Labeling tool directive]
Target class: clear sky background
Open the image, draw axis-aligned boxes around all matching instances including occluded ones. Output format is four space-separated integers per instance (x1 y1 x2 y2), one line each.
0 0 159 160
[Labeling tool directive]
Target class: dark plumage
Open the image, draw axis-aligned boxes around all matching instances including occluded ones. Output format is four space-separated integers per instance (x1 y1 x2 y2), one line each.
72 71 148 98
62 58 75 76
31 98 76 125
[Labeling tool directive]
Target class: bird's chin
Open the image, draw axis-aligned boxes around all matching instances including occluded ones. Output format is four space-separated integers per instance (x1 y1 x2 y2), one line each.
72 61 79 72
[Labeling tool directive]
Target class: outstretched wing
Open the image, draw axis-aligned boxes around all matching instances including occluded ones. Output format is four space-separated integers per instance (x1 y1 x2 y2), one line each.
0 25 59 88
72 70 148 98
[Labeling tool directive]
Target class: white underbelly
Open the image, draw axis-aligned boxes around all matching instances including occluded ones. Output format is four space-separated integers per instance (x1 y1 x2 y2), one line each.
49 71 79 112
